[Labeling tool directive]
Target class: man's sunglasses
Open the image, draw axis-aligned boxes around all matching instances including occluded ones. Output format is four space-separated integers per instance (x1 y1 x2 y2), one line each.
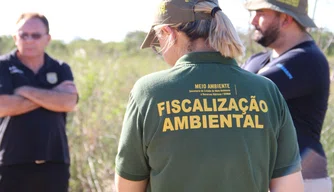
17 32 47 40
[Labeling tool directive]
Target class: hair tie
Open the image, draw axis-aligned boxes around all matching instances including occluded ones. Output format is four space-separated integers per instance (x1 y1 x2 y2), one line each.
211 7 221 18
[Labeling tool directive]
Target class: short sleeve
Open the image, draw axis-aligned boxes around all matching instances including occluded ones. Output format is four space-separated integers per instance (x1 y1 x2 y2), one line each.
272 93 301 178
115 93 150 181
59 63 74 82
0 62 13 95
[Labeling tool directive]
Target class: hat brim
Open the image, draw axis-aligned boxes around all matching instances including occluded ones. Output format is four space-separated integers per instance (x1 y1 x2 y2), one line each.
140 27 159 49
244 1 317 28
291 13 317 28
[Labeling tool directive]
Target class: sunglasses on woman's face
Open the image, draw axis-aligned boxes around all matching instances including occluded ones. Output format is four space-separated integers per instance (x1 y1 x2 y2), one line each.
151 45 162 55
17 32 47 40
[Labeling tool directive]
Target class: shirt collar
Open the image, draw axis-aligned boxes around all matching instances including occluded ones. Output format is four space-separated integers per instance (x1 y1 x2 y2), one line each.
175 52 238 66
10 49 51 68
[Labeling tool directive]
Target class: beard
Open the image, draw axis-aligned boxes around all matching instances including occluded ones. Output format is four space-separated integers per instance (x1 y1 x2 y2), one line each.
252 21 280 47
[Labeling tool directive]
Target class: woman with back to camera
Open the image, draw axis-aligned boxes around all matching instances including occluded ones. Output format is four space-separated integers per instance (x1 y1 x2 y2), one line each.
114 0 304 191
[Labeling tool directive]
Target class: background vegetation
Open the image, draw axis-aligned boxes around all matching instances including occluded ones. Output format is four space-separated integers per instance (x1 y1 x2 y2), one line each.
0 29 333 191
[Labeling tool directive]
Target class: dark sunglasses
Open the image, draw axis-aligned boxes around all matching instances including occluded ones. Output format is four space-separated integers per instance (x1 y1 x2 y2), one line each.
151 35 163 55
18 32 47 40
151 45 162 55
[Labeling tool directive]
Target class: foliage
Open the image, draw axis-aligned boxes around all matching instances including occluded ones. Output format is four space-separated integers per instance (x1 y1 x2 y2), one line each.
310 29 334 56
0 29 333 191
0 35 15 54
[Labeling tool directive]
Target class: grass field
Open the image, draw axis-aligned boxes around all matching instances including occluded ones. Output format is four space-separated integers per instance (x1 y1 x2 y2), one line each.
1 36 332 191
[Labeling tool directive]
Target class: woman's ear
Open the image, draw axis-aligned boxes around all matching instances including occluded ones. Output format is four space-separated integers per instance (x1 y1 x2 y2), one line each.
161 26 177 39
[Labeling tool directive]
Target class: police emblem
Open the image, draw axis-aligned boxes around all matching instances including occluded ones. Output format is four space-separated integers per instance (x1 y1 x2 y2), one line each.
46 72 58 84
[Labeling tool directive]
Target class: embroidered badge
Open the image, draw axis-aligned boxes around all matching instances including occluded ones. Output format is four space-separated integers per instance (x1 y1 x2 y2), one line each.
159 2 167 15
9 66 24 74
46 72 58 84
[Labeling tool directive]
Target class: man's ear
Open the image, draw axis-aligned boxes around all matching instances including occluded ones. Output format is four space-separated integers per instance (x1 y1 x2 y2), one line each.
12 34 19 46
12 34 17 41
46 34 52 44
281 14 294 28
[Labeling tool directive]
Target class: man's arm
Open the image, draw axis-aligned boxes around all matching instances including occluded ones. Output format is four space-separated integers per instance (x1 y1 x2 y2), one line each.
269 171 304 192
15 80 78 112
0 95 40 117
115 174 148 192
0 61 40 117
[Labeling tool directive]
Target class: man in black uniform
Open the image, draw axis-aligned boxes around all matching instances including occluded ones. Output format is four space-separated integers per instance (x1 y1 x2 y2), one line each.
242 0 332 191
0 13 78 192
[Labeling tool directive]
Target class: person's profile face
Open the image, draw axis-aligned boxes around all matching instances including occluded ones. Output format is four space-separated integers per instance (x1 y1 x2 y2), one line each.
154 26 179 66
14 18 51 58
250 9 281 47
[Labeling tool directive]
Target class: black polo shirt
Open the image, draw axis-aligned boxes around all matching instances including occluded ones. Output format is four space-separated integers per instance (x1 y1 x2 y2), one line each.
0 50 74 165
242 41 330 162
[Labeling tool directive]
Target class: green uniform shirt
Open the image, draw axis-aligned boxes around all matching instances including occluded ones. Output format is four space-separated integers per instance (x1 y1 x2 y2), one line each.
116 52 301 192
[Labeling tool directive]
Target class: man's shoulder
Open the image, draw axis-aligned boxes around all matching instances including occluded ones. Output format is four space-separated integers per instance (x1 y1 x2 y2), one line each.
248 50 271 61
244 51 271 67
0 52 15 72
45 53 70 68
0 52 14 63
276 44 327 69
242 51 271 72
282 41 324 60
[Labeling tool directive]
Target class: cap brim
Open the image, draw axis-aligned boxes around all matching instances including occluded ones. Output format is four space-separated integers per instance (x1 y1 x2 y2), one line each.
140 27 158 49
244 1 273 11
244 1 317 28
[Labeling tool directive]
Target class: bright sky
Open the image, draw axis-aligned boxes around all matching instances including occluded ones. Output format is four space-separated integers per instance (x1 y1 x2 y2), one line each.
0 0 333 43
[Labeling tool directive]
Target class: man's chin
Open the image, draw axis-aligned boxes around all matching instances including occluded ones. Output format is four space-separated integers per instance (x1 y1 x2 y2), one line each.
255 39 270 47
252 35 262 43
